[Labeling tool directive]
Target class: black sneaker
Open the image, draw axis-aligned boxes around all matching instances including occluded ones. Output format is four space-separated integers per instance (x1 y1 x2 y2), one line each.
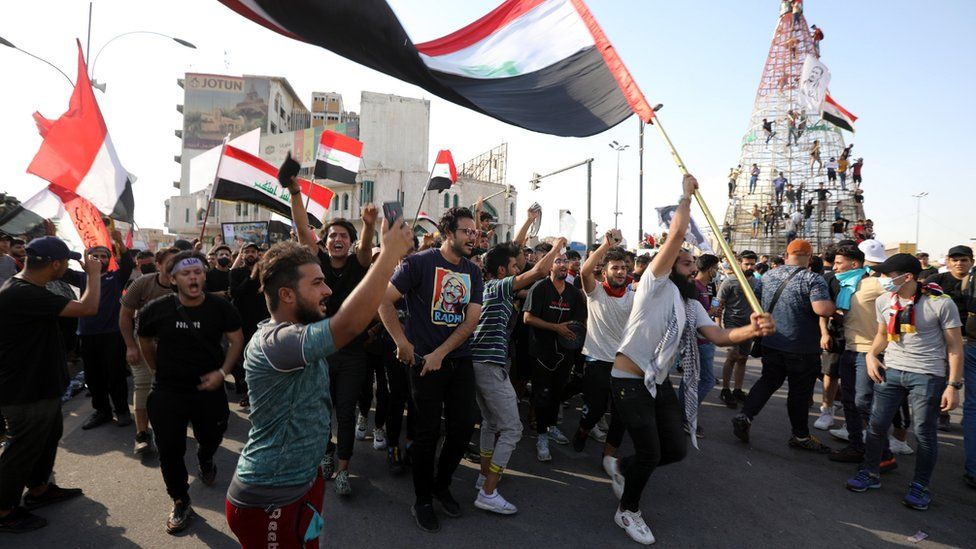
134 430 154 455
115 413 133 427
732 414 751 443
412 503 440 533
938 413 951 432
0 507 47 533
239 396 250 409
733 389 748 403
433 489 461 518
387 447 405 475
81 410 112 430
166 500 194 535
828 444 865 463
572 428 587 452
22 484 83 511
788 435 831 454
198 462 217 486
720 388 736 408
464 442 481 464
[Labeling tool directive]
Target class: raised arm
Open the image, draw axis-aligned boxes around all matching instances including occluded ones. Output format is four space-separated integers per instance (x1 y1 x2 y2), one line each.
581 232 613 294
514 237 565 291
356 204 378 268
513 207 539 252
59 256 103 318
281 153 319 251
649 174 698 279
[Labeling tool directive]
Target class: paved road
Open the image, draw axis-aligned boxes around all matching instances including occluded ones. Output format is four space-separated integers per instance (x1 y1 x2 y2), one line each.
6 350 974 548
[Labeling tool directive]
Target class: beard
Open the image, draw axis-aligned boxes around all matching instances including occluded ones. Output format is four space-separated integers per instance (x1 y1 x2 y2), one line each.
607 275 627 288
295 295 327 324
669 271 698 300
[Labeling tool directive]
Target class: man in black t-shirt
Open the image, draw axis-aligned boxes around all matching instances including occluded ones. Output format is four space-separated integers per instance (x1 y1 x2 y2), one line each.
138 250 244 535
229 243 269 403
205 245 232 296
524 249 587 462
293 200 377 496
0 237 102 533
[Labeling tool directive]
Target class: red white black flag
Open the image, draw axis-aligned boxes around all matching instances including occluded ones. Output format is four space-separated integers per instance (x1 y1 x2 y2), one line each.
428 150 457 192
314 130 363 184
218 0 654 137
27 40 135 222
822 94 857 133
215 146 334 227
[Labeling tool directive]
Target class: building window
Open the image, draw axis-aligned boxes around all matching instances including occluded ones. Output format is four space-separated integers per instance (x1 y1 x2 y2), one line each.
184 209 189 224
270 122 277 134
235 203 241 216
452 194 459 208
342 193 349 211
332 196 338 211
274 93 280 113
443 193 449 208
510 203 515 218
242 203 249 216
506 231 511 242
360 180 374 204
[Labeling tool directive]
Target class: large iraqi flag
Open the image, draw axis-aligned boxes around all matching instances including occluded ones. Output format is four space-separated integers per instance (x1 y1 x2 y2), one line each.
822 94 857 133
27 40 135 223
214 146 334 228
218 0 654 137
314 130 362 184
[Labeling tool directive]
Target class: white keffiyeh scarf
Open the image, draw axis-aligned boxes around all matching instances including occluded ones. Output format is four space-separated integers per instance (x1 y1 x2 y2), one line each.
655 299 701 450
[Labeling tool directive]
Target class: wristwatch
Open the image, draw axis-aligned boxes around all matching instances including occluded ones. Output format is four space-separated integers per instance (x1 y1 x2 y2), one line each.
948 380 963 390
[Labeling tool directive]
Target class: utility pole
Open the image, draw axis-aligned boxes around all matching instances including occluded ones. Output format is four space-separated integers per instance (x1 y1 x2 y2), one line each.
609 141 629 229
912 191 928 247
638 119 645 246
530 158 595 249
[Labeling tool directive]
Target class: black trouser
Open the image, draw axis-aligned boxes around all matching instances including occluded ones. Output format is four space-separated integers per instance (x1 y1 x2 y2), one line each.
612 378 686 512
147 389 229 502
358 350 390 430
408 357 475 505
327 347 368 461
578 361 626 448
531 353 575 435
0 398 63 510
384 352 415 449
741 347 820 438
80 332 129 416
234 328 257 394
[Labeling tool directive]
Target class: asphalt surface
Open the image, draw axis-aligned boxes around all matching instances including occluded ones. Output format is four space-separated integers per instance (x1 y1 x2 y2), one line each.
4 349 974 548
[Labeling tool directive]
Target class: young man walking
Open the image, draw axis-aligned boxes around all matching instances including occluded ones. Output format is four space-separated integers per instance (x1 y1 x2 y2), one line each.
846 254 963 510
378 207 484 533
717 251 760 408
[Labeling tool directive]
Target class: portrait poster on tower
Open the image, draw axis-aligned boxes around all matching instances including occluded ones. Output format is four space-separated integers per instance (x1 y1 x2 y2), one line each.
798 55 831 114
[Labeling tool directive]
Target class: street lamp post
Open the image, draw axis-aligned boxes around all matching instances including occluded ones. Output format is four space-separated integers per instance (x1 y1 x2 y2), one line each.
609 141 629 229
90 31 196 91
912 191 928 247
530 158 595 249
0 36 74 86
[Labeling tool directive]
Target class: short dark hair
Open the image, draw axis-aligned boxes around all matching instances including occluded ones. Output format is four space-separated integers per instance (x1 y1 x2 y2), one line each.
322 219 358 243
135 250 154 261
770 255 785 267
696 254 720 271
212 244 232 255
635 254 651 267
809 255 825 274
11 238 26 246
259 241 321 312
836 245 865 264
754 262 769 275
479 211 493 222
484 244 519 279
738 250 759 261
0 234 12 243
154 246 179 265
605 249 628 264
439 207 475 235
565 250 581 261
534 242 553 254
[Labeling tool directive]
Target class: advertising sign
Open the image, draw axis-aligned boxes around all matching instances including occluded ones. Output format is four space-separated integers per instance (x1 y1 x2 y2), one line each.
222 221 269 249
183 74 269 150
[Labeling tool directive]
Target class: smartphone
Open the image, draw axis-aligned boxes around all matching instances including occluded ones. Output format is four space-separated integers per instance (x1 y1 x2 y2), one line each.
382 201 403 228
610 229 623 245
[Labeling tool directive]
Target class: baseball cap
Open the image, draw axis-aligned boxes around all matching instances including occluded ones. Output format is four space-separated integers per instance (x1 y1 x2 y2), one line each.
858 239 887 264
25 236 81 262
786 239 812 256
947 245 973 258
872 253 922 276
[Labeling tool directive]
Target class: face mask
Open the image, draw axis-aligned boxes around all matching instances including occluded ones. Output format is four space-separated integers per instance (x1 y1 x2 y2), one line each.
140 265 157 275
879 274 907 293
217 257 231 268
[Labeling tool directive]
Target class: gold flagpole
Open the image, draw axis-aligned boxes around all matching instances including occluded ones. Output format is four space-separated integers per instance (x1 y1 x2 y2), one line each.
650 115 763 314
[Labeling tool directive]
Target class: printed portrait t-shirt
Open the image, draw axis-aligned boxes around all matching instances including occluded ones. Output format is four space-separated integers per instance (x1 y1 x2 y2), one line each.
390 248 484 359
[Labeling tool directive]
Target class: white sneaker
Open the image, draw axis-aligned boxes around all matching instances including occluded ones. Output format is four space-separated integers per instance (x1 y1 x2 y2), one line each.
829 425 850 441
355 415 367 441
548 426 570 445
814 407 834 430
605 457 625 500
889 436 914 455
589 425 608 443
372 428 387 450
475 474 486 490
536 436 552 462
614 507 656 545
474 489 518 515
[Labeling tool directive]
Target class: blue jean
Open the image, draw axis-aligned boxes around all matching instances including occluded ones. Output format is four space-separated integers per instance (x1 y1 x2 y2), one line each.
749 176 758 193
964 343 976 476
679 342 716 410
864 368 945 487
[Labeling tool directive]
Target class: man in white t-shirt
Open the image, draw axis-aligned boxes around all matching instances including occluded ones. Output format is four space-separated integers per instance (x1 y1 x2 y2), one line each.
607 174 774 545
571 233 634 474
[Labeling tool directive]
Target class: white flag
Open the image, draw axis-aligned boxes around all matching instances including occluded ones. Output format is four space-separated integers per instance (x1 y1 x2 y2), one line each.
558 209 577 241
798 54 831 113
188 128 261 194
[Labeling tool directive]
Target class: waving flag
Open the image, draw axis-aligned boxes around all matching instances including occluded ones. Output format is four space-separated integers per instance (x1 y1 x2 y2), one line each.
314 130 363 184
428 150 457 192
822 94 857 133
27 40 135 223
217 0 653 137
215 146 334 227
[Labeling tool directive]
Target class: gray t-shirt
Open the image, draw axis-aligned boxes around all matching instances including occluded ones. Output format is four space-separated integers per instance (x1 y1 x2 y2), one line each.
718 275 761 328
876 293 962 376
0 255 17 287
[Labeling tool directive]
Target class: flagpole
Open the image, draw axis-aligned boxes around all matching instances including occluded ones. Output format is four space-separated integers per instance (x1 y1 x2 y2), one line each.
650 115 763 314
409 160 440 233
198 134 230 244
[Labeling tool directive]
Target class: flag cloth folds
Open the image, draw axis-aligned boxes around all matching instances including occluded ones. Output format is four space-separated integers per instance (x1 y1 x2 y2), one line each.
217 0 654 137
428 150 457 192
19 186 117 270
314 130 363 184
214 146 334 228
822 94 857 133
27 40 135 223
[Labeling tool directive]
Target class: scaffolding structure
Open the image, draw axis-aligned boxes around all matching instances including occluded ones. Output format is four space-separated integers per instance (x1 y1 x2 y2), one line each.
723 5 861 256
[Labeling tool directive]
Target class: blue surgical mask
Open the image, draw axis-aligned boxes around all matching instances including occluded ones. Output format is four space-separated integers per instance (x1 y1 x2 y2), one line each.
879 273 907 293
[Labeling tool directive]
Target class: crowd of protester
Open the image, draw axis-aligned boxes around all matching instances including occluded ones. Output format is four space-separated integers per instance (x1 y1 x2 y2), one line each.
0 167 973 546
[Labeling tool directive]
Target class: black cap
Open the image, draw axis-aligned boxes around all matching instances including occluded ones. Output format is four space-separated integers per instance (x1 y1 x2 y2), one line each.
26 236 81 262
872 253 922 276
947 245 973 258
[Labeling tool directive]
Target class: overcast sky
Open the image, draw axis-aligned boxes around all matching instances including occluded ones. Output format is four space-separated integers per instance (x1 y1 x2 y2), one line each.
3 0 974 257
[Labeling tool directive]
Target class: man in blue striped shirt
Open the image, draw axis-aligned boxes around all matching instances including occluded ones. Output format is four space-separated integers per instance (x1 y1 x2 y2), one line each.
469 238 565 514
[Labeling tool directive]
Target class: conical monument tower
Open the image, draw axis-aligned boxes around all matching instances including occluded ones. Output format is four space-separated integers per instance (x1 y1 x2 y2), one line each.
723 2 861 256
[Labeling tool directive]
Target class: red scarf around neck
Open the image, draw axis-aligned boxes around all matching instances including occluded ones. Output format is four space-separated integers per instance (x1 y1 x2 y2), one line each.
602 275 633 298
